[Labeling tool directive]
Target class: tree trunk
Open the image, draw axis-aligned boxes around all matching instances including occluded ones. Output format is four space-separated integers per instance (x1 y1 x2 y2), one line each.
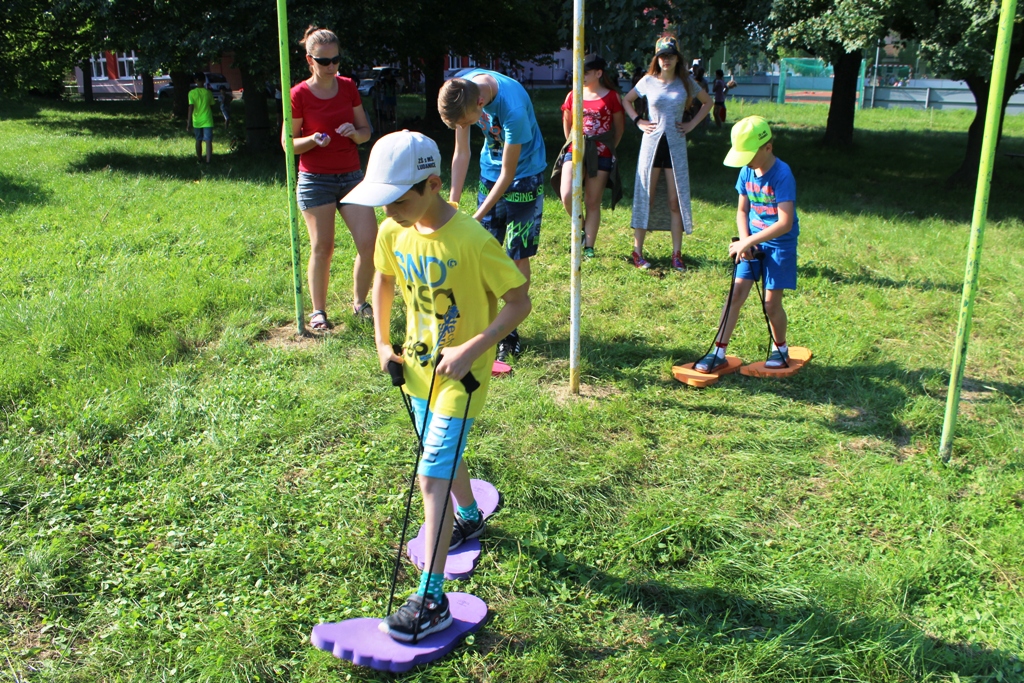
947 51 1024 187
140 72 154 103
422 52 446 132
239 65 272 153
170 70 191 119
81 60 93 103
823 48 862 147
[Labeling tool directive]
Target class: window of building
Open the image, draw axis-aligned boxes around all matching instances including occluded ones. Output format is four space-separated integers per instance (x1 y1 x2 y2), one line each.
90 54 107 79
116 51 137 79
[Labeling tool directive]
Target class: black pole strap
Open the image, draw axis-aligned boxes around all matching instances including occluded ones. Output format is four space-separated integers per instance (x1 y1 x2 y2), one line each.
700 237 741 364
751 257 789 368
412 362 478 643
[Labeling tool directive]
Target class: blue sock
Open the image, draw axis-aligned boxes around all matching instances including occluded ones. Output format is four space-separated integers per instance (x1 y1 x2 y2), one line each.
457 500 481 523
417 571 445 601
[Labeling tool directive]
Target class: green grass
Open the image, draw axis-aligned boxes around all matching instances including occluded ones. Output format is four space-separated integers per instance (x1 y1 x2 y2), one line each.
1 93 1023 682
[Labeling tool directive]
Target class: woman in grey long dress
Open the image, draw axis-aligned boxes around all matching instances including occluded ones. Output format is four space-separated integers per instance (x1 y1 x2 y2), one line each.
622 35 712 271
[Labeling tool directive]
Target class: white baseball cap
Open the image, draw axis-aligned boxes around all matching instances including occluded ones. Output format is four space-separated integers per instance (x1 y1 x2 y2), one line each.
342 130 440 206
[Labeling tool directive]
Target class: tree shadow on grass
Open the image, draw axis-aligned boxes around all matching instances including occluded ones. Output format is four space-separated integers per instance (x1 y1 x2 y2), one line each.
67 150 283 184
0 173 52 213
480 531 1022 681
528 327 1024 451
800 263 963 293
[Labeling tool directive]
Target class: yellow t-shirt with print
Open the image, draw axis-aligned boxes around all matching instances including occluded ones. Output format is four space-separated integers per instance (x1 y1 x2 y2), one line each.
374 209 526 418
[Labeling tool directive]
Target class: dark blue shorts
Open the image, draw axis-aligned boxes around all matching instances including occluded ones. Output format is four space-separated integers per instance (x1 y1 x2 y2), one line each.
561 153 613 172
477 172 545 260
736 245 797 290
193 127 213 143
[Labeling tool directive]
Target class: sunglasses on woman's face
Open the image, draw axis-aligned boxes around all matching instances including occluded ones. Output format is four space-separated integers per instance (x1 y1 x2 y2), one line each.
310 54 341 65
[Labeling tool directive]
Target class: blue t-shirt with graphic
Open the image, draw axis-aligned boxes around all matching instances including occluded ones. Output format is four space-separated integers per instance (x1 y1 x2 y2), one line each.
736 158 799 250
456 69 547 182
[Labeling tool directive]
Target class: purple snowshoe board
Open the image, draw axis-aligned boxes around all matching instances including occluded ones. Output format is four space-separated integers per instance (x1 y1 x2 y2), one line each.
310 592 487 673
407 479 500 580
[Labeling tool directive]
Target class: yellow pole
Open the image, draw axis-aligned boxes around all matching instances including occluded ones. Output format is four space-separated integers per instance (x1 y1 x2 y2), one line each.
568 0 584 394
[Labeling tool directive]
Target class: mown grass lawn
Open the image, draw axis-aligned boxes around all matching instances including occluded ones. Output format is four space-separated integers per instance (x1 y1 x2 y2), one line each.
0 93 1022 682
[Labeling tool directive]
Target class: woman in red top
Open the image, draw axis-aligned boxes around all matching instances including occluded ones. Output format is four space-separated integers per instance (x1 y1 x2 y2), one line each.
284 26 375 329
558 54 624 259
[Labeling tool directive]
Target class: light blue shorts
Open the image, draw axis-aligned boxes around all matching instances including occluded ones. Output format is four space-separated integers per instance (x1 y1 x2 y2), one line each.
193 127 213 143
409 396 475 479
736 245 797 290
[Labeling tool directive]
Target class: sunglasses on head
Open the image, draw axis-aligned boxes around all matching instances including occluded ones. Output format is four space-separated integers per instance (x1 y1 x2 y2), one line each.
309 54 341 65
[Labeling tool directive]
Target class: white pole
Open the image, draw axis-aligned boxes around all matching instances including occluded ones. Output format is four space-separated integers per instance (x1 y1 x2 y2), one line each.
568 0 584 394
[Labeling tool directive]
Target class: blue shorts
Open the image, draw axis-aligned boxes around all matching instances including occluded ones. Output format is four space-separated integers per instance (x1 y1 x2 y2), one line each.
478 172 544 260
296 170 364 211
561 153 613 172
736 245 797 290
193 127 213 142
409 397 475 479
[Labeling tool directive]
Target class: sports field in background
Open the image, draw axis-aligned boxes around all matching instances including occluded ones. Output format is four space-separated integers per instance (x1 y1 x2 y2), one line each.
0 93 1022 682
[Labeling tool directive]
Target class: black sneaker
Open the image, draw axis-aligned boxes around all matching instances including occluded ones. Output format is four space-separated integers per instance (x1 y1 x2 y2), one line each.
379 593 452 642
450 512 486 550
496 331 521 363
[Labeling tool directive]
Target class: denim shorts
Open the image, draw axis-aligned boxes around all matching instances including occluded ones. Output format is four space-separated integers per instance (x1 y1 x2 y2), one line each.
296 169 364 211
561 152 613 172
193 127 213 143
736 244 798 290
477 171 545 260
409 396 475 479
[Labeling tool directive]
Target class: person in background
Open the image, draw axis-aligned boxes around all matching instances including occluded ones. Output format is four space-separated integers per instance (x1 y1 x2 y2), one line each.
284 26 377 330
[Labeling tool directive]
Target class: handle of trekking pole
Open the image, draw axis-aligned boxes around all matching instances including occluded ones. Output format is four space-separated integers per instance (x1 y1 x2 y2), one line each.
461 371 480 394
436 350 480 393
387 344 405 386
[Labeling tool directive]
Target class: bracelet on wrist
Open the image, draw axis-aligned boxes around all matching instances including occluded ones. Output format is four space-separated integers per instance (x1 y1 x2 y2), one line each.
633 114 643 124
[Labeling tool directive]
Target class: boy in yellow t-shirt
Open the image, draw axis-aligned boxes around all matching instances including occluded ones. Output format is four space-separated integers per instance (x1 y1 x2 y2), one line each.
344 130 531 642
186 72 215 163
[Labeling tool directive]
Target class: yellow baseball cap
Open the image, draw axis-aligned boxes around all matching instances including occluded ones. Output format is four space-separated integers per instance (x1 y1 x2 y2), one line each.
723 116 772 167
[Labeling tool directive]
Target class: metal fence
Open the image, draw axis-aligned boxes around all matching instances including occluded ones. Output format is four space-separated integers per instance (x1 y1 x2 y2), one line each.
730 76 1024 115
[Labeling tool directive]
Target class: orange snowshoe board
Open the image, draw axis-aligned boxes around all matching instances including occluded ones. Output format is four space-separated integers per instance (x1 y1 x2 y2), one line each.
739 347 812 378
672 355 744 388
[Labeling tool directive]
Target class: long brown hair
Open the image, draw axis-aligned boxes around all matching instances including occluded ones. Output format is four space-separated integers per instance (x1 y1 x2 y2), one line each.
646 34 693 111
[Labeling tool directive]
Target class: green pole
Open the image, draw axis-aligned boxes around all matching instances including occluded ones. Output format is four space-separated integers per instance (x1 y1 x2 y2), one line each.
776 60 787 105
275 0 305 334
938 0 1018 462
857 57 867 110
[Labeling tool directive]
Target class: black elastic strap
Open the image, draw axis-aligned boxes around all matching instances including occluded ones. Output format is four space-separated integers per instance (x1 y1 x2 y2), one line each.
412 364 478 643
700 238 741 364
751 256 789 368
384 349 438 622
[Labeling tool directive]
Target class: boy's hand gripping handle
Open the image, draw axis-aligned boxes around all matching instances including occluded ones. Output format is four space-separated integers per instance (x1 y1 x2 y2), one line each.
435 350 480 394
387 344 405 387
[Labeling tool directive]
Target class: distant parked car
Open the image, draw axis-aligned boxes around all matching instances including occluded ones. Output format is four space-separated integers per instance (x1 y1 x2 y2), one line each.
158 72 231 100
358 67 402 98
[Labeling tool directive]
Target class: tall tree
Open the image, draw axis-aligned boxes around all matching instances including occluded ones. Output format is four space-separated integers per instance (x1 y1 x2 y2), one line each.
1 0 103 95
916 0 1024 185
353 0 563 129
769 0 907 146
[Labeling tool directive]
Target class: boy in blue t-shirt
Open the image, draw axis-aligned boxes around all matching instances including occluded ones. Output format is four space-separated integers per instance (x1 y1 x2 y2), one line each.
696 116 800 372
438 70 547 362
